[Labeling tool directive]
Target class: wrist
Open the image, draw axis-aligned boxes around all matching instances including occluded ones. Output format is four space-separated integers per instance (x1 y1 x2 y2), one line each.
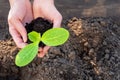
34 0 54 4
9 0 30 7
9 0 15 7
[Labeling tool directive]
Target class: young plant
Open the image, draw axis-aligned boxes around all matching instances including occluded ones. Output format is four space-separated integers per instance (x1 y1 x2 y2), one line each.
15 28 69 67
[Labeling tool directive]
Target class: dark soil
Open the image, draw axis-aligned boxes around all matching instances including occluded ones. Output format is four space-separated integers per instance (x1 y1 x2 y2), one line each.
0 17 120 80
25 17 53 47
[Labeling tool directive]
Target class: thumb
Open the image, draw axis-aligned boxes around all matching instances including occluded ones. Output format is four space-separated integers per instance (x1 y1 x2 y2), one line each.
53 16 62 28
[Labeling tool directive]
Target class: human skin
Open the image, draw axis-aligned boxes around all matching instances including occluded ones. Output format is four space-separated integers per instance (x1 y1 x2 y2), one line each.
8 0 33 48
8 0 62 57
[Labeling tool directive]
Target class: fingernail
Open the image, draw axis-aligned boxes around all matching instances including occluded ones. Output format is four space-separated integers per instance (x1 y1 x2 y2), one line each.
23 38 27 42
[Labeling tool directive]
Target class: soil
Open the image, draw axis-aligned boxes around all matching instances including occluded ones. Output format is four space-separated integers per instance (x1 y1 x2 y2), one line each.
25 17 53 47
0 17 120 80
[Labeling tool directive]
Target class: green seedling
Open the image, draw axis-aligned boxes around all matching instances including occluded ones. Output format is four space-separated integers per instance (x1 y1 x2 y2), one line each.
15 28 69 67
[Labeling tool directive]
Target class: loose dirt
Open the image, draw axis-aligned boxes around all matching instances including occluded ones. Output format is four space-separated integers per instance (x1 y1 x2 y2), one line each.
0 17 119 80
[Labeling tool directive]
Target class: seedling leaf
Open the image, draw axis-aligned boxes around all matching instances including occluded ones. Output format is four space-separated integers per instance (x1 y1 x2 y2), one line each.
28 31 41 42
41 28 69 46
15 42 39 67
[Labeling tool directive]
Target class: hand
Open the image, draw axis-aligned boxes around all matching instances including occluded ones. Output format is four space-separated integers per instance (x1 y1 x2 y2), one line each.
33 0 62 57
8 0 33 48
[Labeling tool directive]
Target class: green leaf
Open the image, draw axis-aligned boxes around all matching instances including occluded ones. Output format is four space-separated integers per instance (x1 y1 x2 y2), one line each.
41 28 69 46
28 31 41 42
15 42 39 67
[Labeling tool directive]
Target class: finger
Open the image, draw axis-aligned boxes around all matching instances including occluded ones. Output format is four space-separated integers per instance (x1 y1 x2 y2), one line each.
9 24 27 48
38 47 43 52
53 14 62 28
38 51 45 58
10 18 27 43
43 46 50 54
38 47 43 57
37 46 50 58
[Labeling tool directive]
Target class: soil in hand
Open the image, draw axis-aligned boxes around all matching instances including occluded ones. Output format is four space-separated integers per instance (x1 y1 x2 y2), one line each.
25 17 53 47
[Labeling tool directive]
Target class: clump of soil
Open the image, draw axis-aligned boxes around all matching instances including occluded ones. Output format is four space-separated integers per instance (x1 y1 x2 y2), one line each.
25 17 53 47
25 17 53 35
0 17 120 80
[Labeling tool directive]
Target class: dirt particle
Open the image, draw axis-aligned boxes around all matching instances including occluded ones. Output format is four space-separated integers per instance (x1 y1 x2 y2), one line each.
84 42 89 47
68 51 76 60
105 49 110 54
104 54 110 59
88 48 95 56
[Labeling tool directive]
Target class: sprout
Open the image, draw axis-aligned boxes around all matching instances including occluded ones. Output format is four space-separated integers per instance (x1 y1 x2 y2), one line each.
15 28 69 67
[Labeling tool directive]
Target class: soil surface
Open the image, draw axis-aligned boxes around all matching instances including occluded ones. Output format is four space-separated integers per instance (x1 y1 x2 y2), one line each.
0 17 120 80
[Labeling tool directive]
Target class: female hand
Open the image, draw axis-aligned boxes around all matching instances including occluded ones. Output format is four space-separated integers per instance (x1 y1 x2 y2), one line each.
8 0 33 48
33 0 62 57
